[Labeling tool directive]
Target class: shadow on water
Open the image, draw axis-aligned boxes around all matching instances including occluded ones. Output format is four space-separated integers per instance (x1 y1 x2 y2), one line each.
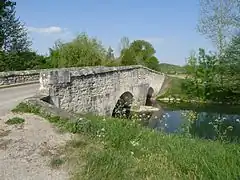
146 102 240 142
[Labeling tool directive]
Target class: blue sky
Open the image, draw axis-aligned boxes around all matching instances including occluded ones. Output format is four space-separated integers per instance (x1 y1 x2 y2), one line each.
16 0 214 65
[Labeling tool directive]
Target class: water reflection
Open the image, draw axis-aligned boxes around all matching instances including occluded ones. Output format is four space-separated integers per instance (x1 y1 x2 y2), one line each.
149 102 240 142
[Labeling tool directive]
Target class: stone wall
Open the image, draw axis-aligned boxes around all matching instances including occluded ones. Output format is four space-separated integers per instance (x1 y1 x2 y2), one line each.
0 69 41 86
40 65 166 116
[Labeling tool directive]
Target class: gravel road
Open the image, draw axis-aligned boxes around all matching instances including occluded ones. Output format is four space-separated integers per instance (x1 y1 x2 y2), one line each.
0 84 72 180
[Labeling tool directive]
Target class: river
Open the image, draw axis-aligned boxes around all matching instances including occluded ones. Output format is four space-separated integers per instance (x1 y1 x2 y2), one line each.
148 102 240 142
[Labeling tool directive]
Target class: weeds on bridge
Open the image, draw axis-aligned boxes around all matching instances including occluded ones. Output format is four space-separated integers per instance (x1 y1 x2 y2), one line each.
12 102 240 180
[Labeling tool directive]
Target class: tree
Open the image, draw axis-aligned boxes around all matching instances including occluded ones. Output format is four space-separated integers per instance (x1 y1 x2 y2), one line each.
119 36 130 55
120 48 137 65
183 47 240 103
222 33 240 92
197 0 240 56
0 0 31 52
0 0 14 48
49 33 107 68
0 0 36 71
144 56 159 71
106 46 114 60
120 39 158 69
129 40 156 63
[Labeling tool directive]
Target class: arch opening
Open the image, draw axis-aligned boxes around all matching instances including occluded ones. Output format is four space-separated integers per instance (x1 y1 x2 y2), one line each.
145 87 154 106
112 92 134 118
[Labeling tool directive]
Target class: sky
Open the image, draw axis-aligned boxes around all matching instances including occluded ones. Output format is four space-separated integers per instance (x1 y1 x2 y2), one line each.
16 0 215 65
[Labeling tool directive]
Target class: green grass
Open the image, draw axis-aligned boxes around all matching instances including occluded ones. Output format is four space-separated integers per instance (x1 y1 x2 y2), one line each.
5 117 25 125
12 102 240 180
158 63 186 74
50 157 65 169
158 76 187 99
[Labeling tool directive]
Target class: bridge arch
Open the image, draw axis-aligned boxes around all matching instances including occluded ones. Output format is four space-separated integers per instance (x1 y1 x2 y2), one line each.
112 91 134 118
145 87 154 106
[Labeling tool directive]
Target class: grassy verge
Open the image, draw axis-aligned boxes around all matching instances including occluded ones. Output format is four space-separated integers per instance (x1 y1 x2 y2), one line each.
5 117 25 125
12 102 240 180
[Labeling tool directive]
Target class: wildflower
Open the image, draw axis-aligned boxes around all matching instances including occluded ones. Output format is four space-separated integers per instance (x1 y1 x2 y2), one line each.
130 140 139 147
102 118 106 121
236 119 240 123
227 126 233 131
165 113 170 118
101 128 105 132
131 151 134 155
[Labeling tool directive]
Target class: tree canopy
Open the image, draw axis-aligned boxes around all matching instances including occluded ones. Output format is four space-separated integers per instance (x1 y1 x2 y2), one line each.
120 39 160 70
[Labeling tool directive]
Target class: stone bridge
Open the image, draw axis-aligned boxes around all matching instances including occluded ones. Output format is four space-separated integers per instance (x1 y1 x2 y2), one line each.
39 65 166 116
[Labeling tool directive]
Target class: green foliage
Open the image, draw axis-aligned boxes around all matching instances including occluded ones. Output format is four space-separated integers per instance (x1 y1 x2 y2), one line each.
49 33 107 68
144 56 159 71
120 38 160 70
5 117 25 125
182 42 240 103
222 34 240 92
0 51 49 71
13 102 240 180
120 48 138 65
129 40 156 62
0 0 48 71
0 0 31 52
0 0 16 49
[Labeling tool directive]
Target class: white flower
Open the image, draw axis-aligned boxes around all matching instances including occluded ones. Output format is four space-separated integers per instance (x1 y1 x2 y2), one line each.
131 151 134 155
130 140 139 147
165 113 170 118
101 128 105 132
236 119 240 122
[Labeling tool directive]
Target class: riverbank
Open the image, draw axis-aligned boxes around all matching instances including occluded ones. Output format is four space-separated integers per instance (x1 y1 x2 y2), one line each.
11 102 240 180
158 76 240 105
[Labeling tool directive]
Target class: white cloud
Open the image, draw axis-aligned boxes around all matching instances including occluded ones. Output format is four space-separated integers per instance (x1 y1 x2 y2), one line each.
27 26 64 34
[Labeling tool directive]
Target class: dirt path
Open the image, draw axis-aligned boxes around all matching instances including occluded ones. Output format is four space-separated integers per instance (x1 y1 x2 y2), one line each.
0 113 72 180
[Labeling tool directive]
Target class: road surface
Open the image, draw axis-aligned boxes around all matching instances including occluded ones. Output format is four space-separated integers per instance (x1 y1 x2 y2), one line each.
0 84 39 116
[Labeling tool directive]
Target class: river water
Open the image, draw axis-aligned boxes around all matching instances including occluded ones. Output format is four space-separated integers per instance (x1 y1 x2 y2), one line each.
148 102 240 141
